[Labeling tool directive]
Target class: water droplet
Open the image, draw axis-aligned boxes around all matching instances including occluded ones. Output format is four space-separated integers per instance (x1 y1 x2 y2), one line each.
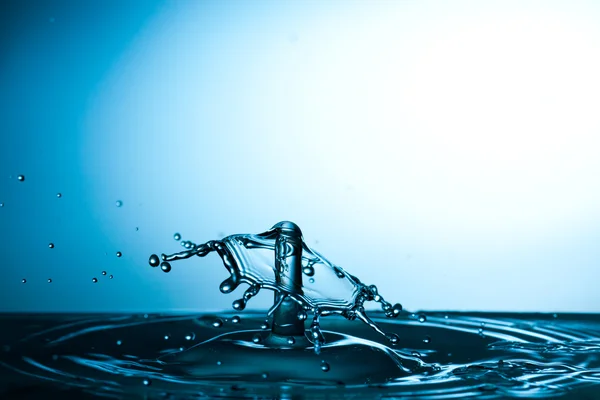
297 310 307 321
302 266 315 276
387 333 400 344
143 314 148 318
48 243 54 249
116 200 123 207
321 361 330 372
0 203 4 207
173 233 181 241
392 303 403 317
116 340 122 346
309 278 315 283
47 278 52 283
423 335 431 344
184 333 195 341
553 313 558 319
164 334 170 340
260 321 269 330
418 314 427 323
92 278 98 283
135 227 139 231
287 337 296 345
478 328 485 336
116 251 122 257
231 315 241 324
101 271 106 276
232 299 245 310
56 193 62 198
160 262 171 273
216 361 222 366
142 378 151 386
17 175 25 182
252 333 262 344
261 373 268 379
411 351 422 358
212 318 223 328
149 254 160 267
109 275 113 279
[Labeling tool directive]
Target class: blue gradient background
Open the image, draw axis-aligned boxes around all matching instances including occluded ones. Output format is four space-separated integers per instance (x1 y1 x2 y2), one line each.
2 0 600 313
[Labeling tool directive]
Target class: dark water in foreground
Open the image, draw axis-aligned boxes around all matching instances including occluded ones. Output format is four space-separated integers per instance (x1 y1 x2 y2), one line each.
1 312 600 399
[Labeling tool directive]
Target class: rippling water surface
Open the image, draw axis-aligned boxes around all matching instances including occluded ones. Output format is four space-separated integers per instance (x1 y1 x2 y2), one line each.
1 311 600 399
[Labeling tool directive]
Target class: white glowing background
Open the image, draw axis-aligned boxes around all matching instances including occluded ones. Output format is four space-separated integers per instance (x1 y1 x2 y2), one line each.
83 1 600 312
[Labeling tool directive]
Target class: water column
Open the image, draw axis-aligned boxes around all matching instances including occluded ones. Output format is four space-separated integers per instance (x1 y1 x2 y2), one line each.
266 221 310 346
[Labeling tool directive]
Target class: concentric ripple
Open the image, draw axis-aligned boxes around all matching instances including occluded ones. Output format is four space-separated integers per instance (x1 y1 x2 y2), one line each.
1 312 600 399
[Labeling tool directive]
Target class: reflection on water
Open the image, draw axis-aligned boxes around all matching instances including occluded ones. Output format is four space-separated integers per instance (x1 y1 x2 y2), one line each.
1 312 600 399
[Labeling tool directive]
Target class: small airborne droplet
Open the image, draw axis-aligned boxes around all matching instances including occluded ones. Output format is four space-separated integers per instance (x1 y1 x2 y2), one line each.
142 378 151 386
56 193 62 198
321 361 330 372
48 243 54 249
392 303 403 317
92 278 98 283
102 271 106 275
116 251 122 257
109 275 113 279
21 278 26 283
160 262 171 273
149 254 160 267
232 315 241 323
216 361 222 366
287 337 296 345
173 233 181 241
0 203 4 207
47 278 52 283
261 373 268 379
418 314 427 323
309 278 315 284
116 340 122 346
260 321 269 330
252 333 262 344
297 310 307 321
302 266 315 276
164 334 170 340
212 318 223 328
17 175 25 182
423 336 431 344
116 200 123 207
387 333 400 345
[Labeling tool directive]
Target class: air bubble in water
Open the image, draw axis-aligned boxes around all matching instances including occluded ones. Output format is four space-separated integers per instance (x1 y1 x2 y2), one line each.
252 333 262 344
101 271 106 276
92 278 98 283
48 243 54 249
149 254 160 267
17 175 25 182
21 278 26 283
47 278 52 283
212 318 223 328
232 315 241 324
321 361 330 372
184 333 195 341
116 200 123 207
174 233 181 241
160 262 171 273
116 251 122 257
297 310 307 321
418 314 427 323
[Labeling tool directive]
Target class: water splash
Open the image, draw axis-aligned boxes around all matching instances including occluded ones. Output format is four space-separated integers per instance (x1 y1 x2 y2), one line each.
150 221 403 352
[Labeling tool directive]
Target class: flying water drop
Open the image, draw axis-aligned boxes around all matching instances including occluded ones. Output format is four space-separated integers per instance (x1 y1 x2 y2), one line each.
92 278 98 283
212 319 223 328
174 233 181 241
116 200 123 207
418 314 427 323
149 254 160 267
160 262 171 273
102 271 107 276
321 361 330 372
116 251 122 257
21 278 26 283
47 278 52 283
56 193 62 198
231 316 241 324
48 243 54 249
17 175 25 182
